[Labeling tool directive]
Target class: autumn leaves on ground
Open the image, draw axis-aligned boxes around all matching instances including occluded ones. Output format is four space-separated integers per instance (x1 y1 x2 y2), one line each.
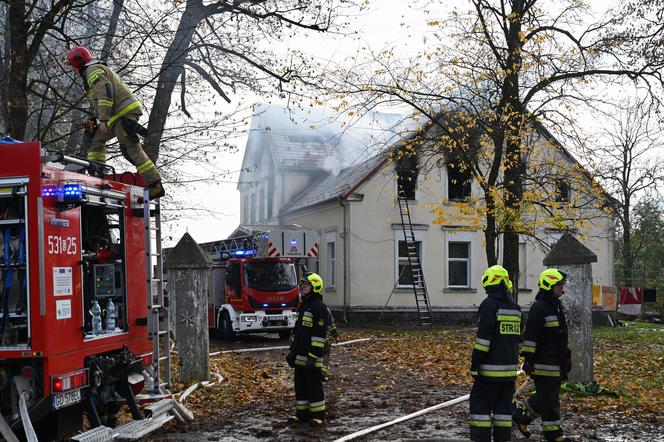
150 323 663 441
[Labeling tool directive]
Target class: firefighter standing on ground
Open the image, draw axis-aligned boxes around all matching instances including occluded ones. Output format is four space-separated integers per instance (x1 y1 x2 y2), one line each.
286 272 329 426
66 46 165 200
513 268 572 442
469 265 522 442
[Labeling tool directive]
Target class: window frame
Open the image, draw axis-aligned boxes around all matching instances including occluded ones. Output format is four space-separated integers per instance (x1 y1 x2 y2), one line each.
394 230 425 288
444 231 473 289
325 232 336 288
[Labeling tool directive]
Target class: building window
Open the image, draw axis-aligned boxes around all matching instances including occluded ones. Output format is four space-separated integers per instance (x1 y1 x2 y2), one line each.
447 163 472 200
397 169 417 200
447 241 470 287
326 238 336 288
397 240 422 286
556 181 570 202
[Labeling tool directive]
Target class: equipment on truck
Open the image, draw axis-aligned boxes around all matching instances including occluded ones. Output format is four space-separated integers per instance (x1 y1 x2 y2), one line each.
199 228 319 340
0 141 174 441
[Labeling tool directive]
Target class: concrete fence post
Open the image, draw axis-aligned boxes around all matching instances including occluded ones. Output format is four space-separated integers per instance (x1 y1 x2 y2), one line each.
164 232 212 383
543 232 597 383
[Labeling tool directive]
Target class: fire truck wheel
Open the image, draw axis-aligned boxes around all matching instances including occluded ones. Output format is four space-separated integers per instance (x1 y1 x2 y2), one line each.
221 312 237 341
278 329 291 340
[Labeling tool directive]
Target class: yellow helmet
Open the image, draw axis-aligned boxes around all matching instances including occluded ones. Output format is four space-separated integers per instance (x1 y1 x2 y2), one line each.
539 268 567 290
481 265 510 289
300 272 324 294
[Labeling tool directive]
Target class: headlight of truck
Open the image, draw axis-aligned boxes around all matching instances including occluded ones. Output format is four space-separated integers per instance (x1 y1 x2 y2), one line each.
241 315 258 322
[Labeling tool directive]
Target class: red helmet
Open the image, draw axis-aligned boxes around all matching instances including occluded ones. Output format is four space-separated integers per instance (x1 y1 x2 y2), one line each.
66 46 95 72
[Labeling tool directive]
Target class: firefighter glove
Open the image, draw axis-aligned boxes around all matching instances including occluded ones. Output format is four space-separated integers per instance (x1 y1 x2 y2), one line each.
521 360 534 376
286 350 296 368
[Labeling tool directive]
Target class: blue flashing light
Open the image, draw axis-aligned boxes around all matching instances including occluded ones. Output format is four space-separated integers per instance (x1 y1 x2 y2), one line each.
234 249 256 257
281 303 287 307
290 239 297 245
41 186 57 197
262 303 268 307
63 183 82 198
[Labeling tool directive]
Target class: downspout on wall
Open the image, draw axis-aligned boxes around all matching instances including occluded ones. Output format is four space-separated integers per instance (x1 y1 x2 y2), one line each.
339 196 350 324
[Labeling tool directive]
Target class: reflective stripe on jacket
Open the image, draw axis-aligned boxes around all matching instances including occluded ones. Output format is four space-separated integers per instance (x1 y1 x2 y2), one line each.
84 63 142 124
521 289 569 380
290 294 329 365
470 286 522 382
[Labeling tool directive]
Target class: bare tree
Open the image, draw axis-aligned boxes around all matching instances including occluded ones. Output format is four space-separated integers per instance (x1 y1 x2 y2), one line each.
584 99 664 287
325 0 663 294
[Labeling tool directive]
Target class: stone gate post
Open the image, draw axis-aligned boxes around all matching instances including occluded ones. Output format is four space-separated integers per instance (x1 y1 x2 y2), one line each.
543 232 597 383
164 232 212 383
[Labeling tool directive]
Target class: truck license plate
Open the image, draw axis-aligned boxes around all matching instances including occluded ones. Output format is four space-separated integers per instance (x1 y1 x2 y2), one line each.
52 388 82 410
268 316 283 321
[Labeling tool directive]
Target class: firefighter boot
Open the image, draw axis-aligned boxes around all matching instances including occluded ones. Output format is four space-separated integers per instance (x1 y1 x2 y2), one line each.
148 182 165 200
512 403 532 438
310 418 324 427
287 416 307 425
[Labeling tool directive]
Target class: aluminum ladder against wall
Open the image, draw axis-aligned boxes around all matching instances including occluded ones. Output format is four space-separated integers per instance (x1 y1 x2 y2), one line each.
144 192 171 391
397 196 433 327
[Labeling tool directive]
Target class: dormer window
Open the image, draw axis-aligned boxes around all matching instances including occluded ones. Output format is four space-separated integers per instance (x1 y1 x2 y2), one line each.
447 162 472 200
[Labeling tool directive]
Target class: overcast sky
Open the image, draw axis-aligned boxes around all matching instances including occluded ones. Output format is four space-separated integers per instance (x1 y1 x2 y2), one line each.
163 0 620 247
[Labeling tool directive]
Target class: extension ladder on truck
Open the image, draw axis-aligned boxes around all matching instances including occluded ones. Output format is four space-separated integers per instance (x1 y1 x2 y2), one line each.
144 191 170 391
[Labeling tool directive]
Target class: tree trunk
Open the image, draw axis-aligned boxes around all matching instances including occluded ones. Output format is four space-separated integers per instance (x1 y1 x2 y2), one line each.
144 0 207 162
500 0 525 302
3 0 29 140
484 192 498 266
621 203 633 286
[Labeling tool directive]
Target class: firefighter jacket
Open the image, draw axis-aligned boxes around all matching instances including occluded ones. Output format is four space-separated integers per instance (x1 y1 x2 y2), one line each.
521 289 570 380
470 286 522 382
83 63 142 125
290 294 329 369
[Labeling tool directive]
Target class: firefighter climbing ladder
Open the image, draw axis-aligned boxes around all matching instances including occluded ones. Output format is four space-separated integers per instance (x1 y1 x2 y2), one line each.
397 196 433 327
144 192 171 391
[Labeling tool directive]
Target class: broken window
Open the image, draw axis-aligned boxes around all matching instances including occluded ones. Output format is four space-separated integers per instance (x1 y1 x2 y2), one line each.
397 169 418 200
447 163 472 200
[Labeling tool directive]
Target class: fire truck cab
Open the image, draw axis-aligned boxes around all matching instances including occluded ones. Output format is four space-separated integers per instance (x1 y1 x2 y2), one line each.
202 229 319 340
0 141 173 441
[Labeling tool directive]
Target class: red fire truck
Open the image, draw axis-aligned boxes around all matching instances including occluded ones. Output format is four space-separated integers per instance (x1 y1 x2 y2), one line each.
0 141 173 441
201 229 319 340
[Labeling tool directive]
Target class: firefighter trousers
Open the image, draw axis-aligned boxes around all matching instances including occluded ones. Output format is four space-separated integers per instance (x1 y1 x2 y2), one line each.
513 377 564 441
294 366 325 421
87 116 161 187
469 379 515 442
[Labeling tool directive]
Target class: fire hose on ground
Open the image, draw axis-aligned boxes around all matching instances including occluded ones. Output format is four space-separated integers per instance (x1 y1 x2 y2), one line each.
166 338 372 422
332 376 533 442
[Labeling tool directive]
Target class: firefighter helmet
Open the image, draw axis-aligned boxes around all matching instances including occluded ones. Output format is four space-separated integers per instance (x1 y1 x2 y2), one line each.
300 272 324 294
539 268 567 290
481 265 510 289
66 46 95 73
